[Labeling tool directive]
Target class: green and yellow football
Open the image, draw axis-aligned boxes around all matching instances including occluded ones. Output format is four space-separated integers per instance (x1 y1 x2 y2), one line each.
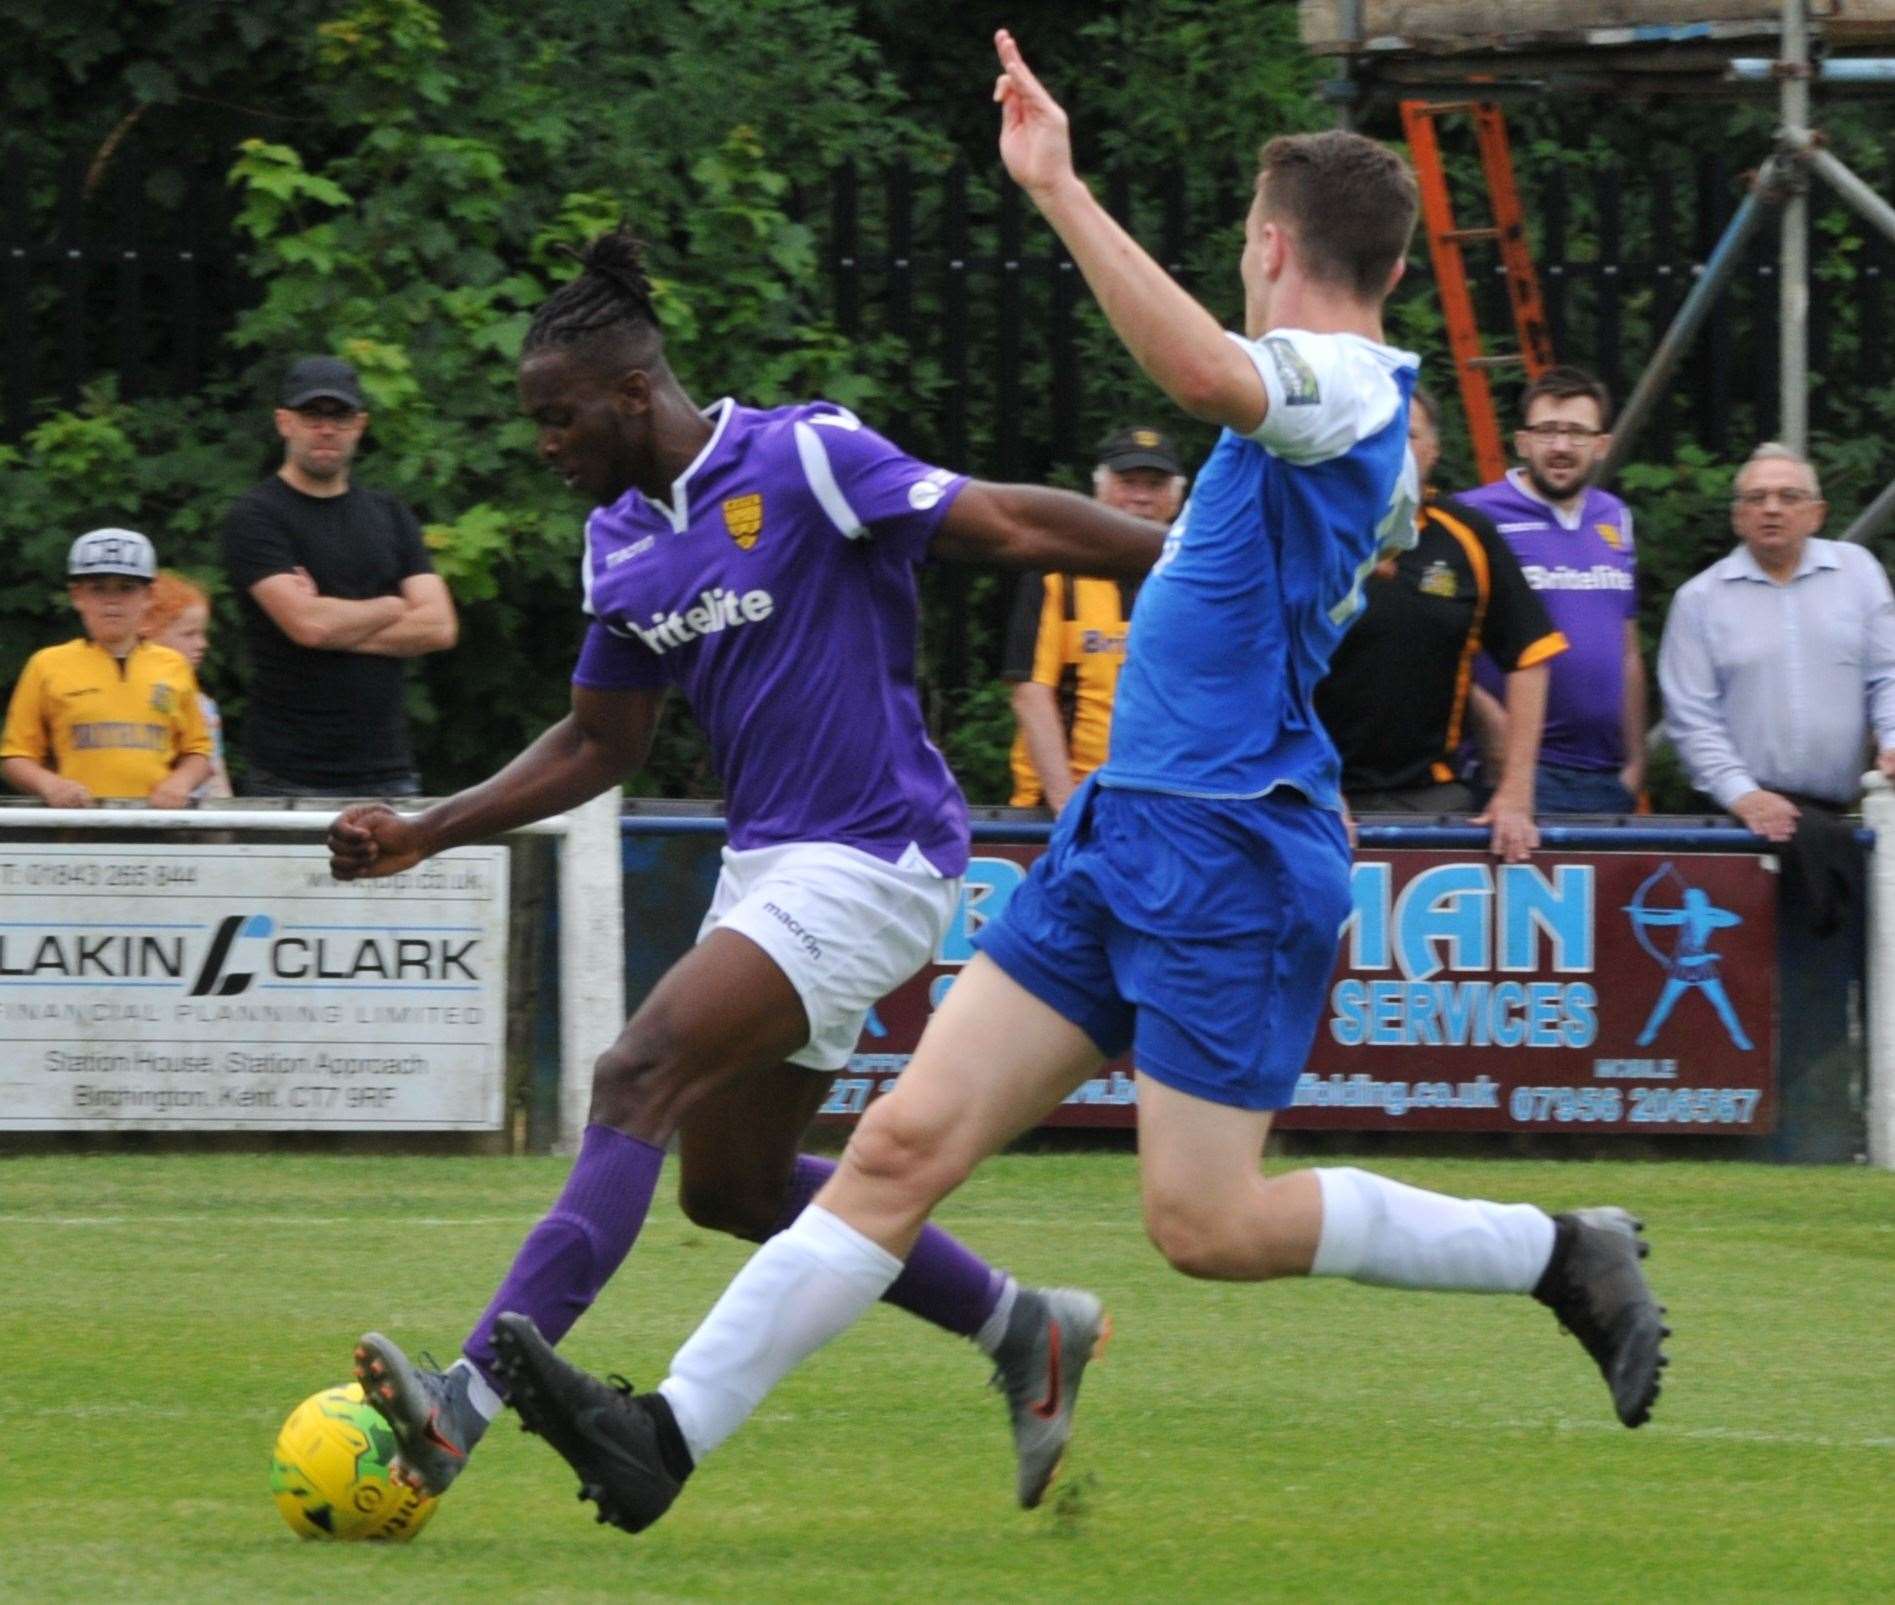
270 1382 439 1542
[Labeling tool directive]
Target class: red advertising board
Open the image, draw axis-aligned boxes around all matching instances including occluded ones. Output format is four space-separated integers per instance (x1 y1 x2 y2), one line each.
824 846 1778 1136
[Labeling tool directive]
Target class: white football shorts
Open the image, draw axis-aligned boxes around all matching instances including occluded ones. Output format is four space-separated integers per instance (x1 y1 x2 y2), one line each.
696 840 962 1071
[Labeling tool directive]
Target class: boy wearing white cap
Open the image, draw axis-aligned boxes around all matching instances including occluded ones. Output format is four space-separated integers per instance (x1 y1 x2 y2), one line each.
1 529 213 808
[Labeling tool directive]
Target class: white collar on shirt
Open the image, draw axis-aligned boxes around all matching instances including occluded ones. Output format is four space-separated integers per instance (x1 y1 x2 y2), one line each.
1715 538 1841 586
636 397 738 534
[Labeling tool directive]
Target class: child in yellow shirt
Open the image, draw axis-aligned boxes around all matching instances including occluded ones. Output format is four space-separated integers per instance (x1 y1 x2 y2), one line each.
1 529 213 807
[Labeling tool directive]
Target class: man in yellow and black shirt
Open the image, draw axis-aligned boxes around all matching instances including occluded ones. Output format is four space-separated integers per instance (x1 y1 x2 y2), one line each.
2 529 212 808
1316 391 1566 861
1003 427 1186 809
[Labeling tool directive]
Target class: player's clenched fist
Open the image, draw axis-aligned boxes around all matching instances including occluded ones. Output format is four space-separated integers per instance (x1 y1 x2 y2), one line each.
328 802 428 881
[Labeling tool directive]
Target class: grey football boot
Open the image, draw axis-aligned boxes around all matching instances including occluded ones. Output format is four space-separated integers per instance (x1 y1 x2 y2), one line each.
989 1286 1112 1508
1532 1208 1671 1427
353 1332 490 1496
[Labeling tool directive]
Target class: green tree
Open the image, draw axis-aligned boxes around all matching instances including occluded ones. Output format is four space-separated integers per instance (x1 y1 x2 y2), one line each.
4 0 933 793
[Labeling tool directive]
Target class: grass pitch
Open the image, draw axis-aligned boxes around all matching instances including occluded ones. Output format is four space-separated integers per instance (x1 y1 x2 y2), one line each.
2 1151 1890 1603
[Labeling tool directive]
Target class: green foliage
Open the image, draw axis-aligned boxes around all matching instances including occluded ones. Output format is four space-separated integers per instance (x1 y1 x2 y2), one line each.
10 0 1895 809
664 127 889 411
4 0 934 794
936 677 1018 807
0 384 264 684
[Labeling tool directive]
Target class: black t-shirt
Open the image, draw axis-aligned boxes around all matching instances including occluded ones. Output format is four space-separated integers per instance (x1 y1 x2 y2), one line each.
222 476 434 784
1317 492 1566 794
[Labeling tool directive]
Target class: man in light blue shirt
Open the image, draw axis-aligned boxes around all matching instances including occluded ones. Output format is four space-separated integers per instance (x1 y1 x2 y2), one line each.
1659 443 1895 841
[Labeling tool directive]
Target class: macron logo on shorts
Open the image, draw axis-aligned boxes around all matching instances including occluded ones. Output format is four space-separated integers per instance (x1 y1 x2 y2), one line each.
627 586 775 653
762 900 823 960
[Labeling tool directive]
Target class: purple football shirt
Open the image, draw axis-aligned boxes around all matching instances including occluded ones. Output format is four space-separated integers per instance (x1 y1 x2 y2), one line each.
1457 469 1637 771
572 399 971 875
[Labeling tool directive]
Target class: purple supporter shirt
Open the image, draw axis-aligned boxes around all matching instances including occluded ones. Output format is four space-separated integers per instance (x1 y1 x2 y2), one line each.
1457 469 1637 771
572 398 972 876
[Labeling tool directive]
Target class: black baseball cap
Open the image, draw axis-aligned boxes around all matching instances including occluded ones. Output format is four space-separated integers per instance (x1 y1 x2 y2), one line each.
1096 425 1182 476
279 356 366 411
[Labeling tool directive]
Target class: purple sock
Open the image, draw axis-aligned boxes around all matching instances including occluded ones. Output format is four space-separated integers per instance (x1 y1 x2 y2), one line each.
774 1154 1005 1339
462 1124 665 1391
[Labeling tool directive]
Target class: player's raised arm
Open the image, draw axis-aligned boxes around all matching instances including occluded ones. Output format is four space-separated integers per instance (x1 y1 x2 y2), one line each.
930 480 1163 578
994 28 1265 433
328 684 660 880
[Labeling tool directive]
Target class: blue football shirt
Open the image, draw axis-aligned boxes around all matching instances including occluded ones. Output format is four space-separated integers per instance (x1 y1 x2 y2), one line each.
1099 328 1420 811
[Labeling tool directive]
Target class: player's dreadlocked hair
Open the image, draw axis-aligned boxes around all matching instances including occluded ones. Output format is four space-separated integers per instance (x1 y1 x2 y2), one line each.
523 226 664 369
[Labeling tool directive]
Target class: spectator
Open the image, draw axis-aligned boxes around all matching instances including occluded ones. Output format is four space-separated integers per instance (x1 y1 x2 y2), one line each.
1458 366 1646 813
1317 389 1567 862
1 529 212 808
143 570 235 800
1659 443 1895 841
1003 426 1184 809
222 355 457 797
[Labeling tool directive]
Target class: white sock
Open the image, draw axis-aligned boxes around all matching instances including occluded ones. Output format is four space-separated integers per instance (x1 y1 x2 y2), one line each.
1311 1166 1556 1293
450 1358 503 1422
658 1205 901 1463
973 1275 1019 1357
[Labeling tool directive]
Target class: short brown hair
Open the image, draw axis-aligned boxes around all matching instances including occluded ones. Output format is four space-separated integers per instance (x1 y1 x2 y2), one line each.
1409 386 1441 430
1256 131 1419 300
1519 366 1613 430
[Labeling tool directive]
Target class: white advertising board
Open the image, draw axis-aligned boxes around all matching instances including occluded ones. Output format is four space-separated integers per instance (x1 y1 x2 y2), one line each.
0 843 509 1130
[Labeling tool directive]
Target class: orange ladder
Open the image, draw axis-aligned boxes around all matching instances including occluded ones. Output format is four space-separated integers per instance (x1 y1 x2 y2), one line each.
1399 100 1554 483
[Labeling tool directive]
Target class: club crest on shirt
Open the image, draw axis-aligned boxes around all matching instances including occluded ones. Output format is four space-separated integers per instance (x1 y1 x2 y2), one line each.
1596 522 1624 550
1418 561 1458 599
1262 337 1321 406
149 684 175 715
723 494 764 550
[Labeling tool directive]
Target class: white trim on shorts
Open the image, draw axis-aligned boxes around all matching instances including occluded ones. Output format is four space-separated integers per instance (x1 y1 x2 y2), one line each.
695 840 961 1071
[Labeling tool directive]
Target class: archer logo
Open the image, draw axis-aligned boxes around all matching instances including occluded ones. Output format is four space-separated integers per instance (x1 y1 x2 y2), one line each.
1622 864 1754 1051
189 914 276 997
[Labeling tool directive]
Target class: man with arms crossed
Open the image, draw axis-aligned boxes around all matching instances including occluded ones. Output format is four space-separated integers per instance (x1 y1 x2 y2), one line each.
223 356 457 796
491 35 1671 1532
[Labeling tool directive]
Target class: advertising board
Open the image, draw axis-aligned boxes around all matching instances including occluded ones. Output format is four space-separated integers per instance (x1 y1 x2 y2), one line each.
824 846 1777 1136
0 844 509 1131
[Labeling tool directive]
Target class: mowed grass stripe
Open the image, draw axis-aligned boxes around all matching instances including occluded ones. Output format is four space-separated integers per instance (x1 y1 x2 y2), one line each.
0 1152 1889 1604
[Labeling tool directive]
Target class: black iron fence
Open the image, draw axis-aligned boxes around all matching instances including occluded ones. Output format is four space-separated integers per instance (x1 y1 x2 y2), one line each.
7 140 1892 703
818 153 1892 477
2 147 243 435
7 144 1891 455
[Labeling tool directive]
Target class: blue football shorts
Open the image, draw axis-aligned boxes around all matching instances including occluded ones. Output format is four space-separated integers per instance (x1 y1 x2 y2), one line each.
975 775 1351 1111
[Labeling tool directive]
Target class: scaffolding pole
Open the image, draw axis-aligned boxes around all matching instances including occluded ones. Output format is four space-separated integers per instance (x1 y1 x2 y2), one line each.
1843 475 1895 547
1780 0 1812 454
1790 133 1895 252
1336 0 1364 131
1597 162 1786 483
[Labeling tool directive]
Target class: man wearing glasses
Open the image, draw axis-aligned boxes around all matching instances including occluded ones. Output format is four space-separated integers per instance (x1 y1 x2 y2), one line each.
222 356 458 797
1458 366 1646 814
1658 443 1895 839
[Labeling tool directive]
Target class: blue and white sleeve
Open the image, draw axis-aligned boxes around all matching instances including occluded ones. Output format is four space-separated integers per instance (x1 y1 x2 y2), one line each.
1228 329 1410 466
